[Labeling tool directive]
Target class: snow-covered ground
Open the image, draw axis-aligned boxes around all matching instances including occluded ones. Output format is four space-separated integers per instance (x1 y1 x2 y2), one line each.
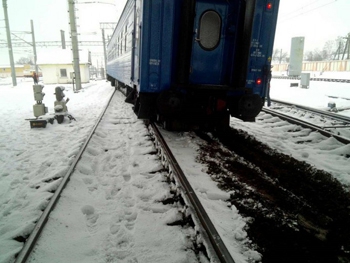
26 91 202 263
0 78 256 263
231 75 350 186
273 70 350 80
270 76 350 116
0 74 349 263
0 78 114 262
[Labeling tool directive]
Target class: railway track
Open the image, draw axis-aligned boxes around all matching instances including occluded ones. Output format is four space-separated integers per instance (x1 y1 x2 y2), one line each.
11 89 350 263
150 124 235 263
270 99 350 124
219 101 350 261
272 75 350 83
15 89 117 263
14 91 251 263
265 99 350 144
199 126 350 262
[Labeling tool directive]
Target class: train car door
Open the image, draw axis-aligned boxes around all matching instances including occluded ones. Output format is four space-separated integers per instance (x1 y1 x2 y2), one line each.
189 0 230 85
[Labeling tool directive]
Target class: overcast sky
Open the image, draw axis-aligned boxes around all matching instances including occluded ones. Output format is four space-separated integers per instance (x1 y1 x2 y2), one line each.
0 0 349 66
0 0 127 66
274 0 350 53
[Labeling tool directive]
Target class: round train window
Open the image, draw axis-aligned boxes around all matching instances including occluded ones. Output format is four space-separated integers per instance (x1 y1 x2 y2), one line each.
199 11 221 50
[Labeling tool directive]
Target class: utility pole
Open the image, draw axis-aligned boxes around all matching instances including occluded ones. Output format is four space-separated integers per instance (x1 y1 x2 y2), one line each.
68 0 82 91
279 49 282 64
333 43 341 60
2 0 17 86
30 20 38 75
101 28 107 79
342 33 350 60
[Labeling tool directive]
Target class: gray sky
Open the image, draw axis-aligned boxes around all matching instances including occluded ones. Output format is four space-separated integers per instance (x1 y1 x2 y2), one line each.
0 0 127 66
274 0 350 53
1 0 349 66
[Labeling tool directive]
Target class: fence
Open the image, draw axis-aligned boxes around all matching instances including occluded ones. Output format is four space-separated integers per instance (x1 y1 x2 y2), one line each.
272 60 350 72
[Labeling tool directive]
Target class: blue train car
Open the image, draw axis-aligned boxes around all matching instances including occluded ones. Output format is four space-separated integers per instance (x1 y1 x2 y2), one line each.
107 0 280 129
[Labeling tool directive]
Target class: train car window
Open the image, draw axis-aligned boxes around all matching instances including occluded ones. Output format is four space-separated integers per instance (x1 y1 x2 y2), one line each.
125 25 128 52
125 33 127 52
121 32 123 55
198 10 221 51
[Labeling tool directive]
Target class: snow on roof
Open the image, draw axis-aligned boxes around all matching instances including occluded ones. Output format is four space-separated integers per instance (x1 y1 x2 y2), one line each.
0 65 25 68
37 49 90 65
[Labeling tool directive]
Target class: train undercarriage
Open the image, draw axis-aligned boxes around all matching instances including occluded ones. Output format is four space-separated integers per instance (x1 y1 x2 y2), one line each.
109 76 264 131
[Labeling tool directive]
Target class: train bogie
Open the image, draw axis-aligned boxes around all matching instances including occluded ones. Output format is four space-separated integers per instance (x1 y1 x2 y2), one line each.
107 0 280 130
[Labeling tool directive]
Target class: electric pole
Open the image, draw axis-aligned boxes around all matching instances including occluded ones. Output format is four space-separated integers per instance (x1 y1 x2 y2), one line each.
342 33 350 60
31 20 38 75
68 0 82 91
101 28 107 79
2 0 17 86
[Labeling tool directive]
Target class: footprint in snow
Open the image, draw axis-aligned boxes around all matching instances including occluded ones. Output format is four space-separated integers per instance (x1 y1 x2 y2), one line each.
123 173 131 182
105 186 120 200
81 205 99 234
82 177 93 185
76 163 93 175
86 146 100 156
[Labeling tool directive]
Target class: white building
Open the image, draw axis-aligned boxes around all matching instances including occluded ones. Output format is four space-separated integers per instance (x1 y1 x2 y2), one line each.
37 49 91 84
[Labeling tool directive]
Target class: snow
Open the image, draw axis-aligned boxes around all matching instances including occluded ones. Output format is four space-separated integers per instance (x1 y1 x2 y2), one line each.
231 76 350 186
0 74 349 263
270 77 350 115
273 70 350 80
0 78 114 263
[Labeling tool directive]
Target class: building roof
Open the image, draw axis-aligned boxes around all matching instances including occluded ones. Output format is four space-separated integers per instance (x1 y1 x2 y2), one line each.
0 65 25 69
37 49 91 65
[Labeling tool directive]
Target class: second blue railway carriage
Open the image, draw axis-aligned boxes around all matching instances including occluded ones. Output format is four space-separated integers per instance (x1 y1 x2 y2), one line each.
107 0 280 129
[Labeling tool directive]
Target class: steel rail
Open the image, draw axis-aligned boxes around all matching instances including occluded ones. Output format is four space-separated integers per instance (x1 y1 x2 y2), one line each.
270 99 350 124
15 90 116 263
262 108 350 145
150 123 235 263
272 76 350 83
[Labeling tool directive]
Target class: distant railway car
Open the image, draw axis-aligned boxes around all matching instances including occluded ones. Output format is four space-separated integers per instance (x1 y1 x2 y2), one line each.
107 0 280 129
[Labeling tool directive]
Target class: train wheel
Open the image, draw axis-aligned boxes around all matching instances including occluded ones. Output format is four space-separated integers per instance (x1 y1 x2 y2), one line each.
163 118 186 131
238 94 262 121
215 112 230 132
163 119 172 130
56 115 64 124
156 90 183 118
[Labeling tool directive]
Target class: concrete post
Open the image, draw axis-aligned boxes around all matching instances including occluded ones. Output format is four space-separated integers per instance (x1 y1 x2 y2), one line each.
102 28 107 79
31 20 39 75
68 0 82 91
2 0 17 86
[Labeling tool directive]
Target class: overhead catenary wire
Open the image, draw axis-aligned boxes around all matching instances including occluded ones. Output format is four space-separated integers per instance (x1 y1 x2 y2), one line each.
280 0 322 17
279 0 339 23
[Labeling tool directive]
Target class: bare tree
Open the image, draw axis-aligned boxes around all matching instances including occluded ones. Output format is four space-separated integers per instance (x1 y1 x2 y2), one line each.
302 34 349 61
304 51 314 61
16 57 33 65
304 49 323 61
272 48 288 64
322 40 334 60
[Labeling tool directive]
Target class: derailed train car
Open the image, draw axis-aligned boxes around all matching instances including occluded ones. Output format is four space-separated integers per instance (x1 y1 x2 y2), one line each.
107 0 280 130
